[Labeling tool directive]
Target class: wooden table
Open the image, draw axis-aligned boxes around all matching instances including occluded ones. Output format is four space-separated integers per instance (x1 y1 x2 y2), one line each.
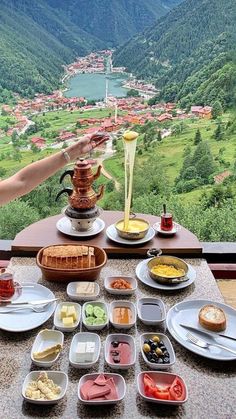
0 257 235 419
12 211 202 257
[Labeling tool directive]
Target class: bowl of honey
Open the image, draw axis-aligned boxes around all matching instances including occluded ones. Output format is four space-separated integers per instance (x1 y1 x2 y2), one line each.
109 301 136 329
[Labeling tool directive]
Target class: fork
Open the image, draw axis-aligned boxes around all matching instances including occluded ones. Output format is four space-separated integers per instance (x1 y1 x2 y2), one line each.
186 332 236 355
0 303 52 314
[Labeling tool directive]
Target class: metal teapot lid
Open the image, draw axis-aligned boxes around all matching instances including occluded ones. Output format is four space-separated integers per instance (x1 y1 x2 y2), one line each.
75 158 91 169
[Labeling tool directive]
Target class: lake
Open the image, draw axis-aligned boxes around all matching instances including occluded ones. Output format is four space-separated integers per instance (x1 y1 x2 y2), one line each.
64 72 128 100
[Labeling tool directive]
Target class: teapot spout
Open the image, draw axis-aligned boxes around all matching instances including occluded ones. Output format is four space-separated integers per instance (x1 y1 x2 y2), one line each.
93 165 102 181
96 184 105 201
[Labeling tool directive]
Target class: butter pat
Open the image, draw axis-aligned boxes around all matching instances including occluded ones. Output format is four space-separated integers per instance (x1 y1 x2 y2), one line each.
76 282 95 295
67 306 77 322
60 305 68 320
62 316 74 327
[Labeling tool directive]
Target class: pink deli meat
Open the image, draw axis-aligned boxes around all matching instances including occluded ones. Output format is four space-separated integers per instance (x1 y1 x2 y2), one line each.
109 342 131 365
80 374 119 401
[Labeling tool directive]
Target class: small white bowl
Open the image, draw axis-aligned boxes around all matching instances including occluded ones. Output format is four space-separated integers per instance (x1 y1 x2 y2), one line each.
137 371 188 405
31 329 64 367
53 302 81 332
78 373 126 405
104 276 137 295
105 334 136 370
137 297 166 325
22 371 68 405
140 333 175 370
109 300 136 329
82 301 109 330
67 281 100 301
69 332 101 369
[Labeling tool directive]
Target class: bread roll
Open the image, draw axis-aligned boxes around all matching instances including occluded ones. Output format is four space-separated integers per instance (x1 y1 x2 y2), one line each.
41 245 95 269
198 304 226 332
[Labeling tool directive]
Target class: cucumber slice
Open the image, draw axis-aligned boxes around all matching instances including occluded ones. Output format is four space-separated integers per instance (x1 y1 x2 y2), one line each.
93 317 105 325
94 306 105 318
85 316 94 325
85 304 94 317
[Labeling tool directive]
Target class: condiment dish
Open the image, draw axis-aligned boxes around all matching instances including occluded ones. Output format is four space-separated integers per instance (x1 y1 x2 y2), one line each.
78 372 126 405
31 329 64 367
104 276 137 295
137 297 166 325
69 332 101 368
109 300 136 329
67 281 100 301
140 333 176 369
105 333 136 369
53 302 81 332
82 301 109 330
137 371 188 405
22 371 68 405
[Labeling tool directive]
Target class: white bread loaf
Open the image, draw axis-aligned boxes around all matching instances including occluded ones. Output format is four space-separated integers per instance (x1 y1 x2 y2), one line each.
198 304 226 332
41 245 95 270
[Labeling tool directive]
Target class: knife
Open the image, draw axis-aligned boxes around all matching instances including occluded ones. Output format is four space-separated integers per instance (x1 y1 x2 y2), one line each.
180 323 236 342
0 298 58 306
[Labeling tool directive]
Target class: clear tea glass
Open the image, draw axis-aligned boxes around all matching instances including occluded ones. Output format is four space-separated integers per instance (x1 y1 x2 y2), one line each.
0 272 15 299
160 213 173 231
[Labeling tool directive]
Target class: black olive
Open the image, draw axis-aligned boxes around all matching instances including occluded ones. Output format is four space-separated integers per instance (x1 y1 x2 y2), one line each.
160 345 166 351
157 358 164 364
113 357 120 363
144 339 149 344
112 341 119 348
146 352 153 361
151 342 158 350
163 357 170 363
164 351 170 358
159 341 164 346
150 358 156 363
148 339 153 346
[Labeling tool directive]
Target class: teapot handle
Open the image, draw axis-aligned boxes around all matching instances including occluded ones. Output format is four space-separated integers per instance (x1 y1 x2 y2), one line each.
147 248 162 258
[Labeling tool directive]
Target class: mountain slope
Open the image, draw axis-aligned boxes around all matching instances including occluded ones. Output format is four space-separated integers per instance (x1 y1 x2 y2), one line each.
46 0 184 46
114 0 236 107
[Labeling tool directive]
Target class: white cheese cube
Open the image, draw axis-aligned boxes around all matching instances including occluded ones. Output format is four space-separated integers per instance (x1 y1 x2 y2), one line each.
75 342 86 363
85 341 95 362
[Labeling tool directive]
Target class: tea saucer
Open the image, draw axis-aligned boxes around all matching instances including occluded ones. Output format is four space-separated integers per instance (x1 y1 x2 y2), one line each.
153 222 180 236
106 224 155 245
56 217 105 237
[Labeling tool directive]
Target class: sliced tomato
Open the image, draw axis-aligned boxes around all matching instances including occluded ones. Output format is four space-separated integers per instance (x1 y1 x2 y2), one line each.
143 374 156 389
153 389 170 400
169 377 185 401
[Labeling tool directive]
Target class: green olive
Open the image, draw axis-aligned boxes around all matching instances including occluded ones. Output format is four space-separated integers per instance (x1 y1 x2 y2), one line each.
155 347 163 356
152 336 160 343
143 343 151 353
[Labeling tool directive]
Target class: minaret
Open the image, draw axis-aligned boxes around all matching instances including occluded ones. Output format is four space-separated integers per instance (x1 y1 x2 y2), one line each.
105 77 109 106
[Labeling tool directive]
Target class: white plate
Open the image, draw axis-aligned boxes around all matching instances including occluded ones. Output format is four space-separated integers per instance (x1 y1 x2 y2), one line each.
69 332 101 368
109 300 136 329
104 276 137 295
136 259 196 291
82 301 109 330
56 217 105 237
31 329 64 367
137 298 166 325
153 222 181 236
105 334 136 370
78 373 126 405
137 371 188 405
0 283 56 332
106 224 155 246
140 333 175 370
22 371 68 405
67 282 100 301
54 302 81 332
167 299 236 361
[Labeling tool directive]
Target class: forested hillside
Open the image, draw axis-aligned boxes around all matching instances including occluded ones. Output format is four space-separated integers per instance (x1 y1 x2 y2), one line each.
47 0 183 46
114 0 236 107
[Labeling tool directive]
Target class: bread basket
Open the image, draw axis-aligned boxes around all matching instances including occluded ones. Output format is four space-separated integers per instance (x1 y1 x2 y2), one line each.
36 244 107 283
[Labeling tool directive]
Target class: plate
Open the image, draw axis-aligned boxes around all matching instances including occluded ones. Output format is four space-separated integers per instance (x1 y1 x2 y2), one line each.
0 283 56 332
31 329 64 367
166 299 236 361
153 222 180 236
106 224 155 246
136 259 196 291
56 217 105 237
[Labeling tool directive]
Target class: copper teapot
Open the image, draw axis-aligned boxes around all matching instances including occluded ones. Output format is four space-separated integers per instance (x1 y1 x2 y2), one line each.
56 158 105 209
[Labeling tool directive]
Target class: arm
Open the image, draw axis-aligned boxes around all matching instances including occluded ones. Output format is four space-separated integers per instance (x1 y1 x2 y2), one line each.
0 135 94 206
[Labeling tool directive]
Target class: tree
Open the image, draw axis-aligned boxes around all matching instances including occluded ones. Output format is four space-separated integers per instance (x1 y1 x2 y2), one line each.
126 89 140 97
194 128 202 145
214 124 224 141
212 101 223 119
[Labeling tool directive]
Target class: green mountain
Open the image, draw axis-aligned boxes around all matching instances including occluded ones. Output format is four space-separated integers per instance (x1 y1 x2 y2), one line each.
46 0 183 46
114 0 236 108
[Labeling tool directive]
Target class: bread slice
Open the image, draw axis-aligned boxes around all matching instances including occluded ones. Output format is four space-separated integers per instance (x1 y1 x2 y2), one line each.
198 304 226 332
41 245 96 270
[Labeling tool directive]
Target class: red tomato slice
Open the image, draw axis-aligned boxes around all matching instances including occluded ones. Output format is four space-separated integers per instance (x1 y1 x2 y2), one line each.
169 377 184 401
143 374 156 389
153 389 170 400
